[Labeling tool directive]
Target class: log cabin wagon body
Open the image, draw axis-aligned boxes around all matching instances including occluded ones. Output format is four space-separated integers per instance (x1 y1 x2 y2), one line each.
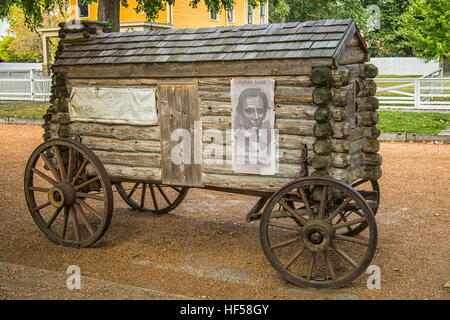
24 19 382 289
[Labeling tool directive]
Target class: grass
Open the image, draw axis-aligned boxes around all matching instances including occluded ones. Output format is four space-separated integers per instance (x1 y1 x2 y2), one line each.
378 111 450 134
0 103 49 119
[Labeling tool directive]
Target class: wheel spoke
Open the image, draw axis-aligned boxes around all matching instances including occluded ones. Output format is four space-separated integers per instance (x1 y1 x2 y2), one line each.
297 188 314 217
156 185 172 206
333 217 366 230
74 203 94 236
74 176 99 192
33 201 51 212
77 199 103 221
307 252 316 280
31 168 58 186
46 207 63 228
72 159 88 185
67 147 74 183
324 250 336 280
149 184 159 211
29 186 49 193
337 212 354 233
332 244 358 268
39 152 61 182
76 192 104 201
140 184 147 209
53 146 67 182
352 179 368 188
270 235 302 250
61 207 69 240
278 200 307 225
334 234 369 246
268 222 301 232
326 198 352 223
284 247 304 269
318 185 328 219
70 207 80 242
127 183 140 199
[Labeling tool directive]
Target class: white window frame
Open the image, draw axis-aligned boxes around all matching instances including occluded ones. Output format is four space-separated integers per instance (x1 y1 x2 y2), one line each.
260 2 266 24
227 7 235 23
76 0 90 19
247 2 253 24
209 7 219 21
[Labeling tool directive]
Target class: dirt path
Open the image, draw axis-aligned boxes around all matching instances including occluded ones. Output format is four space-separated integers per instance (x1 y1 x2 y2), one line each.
0 124 448 300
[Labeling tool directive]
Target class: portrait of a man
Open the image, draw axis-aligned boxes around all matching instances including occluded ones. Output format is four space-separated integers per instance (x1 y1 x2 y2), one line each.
231 78 277 175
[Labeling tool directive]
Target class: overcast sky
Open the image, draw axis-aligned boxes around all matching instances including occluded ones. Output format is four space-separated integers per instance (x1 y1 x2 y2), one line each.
0 19 9 38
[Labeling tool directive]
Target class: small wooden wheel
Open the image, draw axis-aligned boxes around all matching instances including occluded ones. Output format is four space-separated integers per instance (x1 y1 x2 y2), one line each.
336 179 380 237
115 182 188 214
24 138 114 248
260 177 377 289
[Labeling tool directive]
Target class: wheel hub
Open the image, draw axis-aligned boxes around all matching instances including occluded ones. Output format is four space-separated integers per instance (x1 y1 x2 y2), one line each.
48 183 76 208
302 219 334 252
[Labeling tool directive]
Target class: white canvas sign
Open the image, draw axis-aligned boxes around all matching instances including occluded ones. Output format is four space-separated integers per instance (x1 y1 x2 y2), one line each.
231 78 277 175
69 86 158 126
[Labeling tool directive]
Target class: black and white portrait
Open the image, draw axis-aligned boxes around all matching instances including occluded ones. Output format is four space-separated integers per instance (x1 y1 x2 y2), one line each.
231 78 277 175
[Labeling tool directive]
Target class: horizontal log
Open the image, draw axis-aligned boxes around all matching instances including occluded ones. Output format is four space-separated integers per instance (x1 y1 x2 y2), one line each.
331 152 362 169
362 153 382 166
332 121 350 139
58 58 335 79
328 166 361 184
356 96 379 111
104 164 162 183
310 67 332 86
329 105 347 121
311 155 330 169
313 138 332 155
361 111 379 126
331 137 363 154
202 144 311 165
331 67 350 87
202 130 315 150
312 87 332 106
363 138 380 153
91 150 160 168
81 136 161 153
314 106 331 123
275 103 317 120
361 166 382 180
356 79 377 97
201 173 292 193
69 78 159 86
202 162 303 179
70 122 160 141
361 126 381 139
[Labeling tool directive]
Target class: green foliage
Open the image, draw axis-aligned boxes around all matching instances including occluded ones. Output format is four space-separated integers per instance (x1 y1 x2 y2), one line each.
399 0 450 62
362 0 413 57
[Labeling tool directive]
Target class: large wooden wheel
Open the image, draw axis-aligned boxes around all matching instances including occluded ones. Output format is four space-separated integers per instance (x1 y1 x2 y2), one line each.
24 138 114 248
115 182 188 214
260 177 377 289
335 179 380 237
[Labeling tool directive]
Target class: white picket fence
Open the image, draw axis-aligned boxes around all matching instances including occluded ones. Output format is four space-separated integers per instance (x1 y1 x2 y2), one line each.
0 69 52 102
375 69 450 111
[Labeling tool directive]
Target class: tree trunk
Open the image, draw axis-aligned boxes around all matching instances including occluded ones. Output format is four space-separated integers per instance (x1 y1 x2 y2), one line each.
97 0 121 32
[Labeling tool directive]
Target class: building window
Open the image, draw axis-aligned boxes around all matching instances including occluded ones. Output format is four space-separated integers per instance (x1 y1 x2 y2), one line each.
260 2 266 24
209 6 218 21
247 2 253 24
227 7 234 23
77 0 89 18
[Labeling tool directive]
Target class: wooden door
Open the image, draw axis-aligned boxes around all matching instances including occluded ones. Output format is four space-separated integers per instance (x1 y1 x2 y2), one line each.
158 83 202 187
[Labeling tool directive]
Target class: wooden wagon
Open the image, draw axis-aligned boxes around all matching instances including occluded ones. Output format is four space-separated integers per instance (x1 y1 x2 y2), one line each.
24 19 382 289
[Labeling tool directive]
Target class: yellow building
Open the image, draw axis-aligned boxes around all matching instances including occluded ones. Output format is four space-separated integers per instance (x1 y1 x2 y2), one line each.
70 0 269 31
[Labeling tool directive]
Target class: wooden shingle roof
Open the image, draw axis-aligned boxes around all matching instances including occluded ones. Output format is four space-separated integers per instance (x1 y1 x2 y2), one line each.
54 19 368 67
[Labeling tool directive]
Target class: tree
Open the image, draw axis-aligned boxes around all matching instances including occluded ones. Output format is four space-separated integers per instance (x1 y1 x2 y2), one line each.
0 5 66 62
1 0 282 32
362 0 413 57
399 0 449 68
270 0 370 33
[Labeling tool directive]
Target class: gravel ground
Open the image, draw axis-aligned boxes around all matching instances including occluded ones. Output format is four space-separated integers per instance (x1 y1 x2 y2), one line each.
0 124 448 300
